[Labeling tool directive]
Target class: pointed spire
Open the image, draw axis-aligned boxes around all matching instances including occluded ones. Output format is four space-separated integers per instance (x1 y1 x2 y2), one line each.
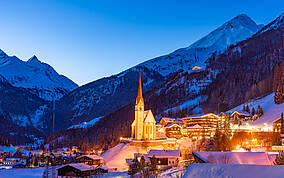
136 72 144 104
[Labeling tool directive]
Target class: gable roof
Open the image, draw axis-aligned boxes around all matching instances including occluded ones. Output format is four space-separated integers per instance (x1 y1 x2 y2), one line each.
231 111 252 117
192 151 273 165
190 124 203 129
77 155 103 160
57 163 95 171
144 110 156 123
147 150 181 158
273 117 282 123
186 113 220 119
165 123 182 128
184 163 284 178
160 117 175 123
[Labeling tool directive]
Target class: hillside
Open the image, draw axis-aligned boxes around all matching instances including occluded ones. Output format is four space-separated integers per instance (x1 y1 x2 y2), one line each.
229 93 284 127
0 75 52 145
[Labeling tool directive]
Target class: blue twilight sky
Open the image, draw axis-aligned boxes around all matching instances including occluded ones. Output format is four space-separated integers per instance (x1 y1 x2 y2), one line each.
0 0 283 85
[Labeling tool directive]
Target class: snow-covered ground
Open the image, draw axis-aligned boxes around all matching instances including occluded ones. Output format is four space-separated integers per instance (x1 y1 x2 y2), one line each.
157 167 185 178
0 167 45 178
101 143 165 171
101 143 148 171
228 93 284 127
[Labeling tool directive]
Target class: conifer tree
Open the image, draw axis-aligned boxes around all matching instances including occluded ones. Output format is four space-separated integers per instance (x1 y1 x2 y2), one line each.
257 105 264 116
274 151 284 165
245 105 250 113
251 107 256 115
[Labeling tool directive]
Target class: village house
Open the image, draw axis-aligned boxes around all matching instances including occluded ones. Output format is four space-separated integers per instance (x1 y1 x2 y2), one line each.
147 150 181 169
127 149 181 170
77 155 103 167
164 124 182 138
273 116 283 133
231 111 253 121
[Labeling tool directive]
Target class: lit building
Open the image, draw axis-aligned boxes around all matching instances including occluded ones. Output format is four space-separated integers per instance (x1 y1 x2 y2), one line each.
131 73 156 140
273 116 283 133
164 124 182 138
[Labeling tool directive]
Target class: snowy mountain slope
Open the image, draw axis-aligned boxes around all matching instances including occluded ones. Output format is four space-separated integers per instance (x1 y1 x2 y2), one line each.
139 14 263 76
56 67 164 125
54 14 263 126
255 12 284 35
0 74 52 145
0 49 78 100
228 93 284 127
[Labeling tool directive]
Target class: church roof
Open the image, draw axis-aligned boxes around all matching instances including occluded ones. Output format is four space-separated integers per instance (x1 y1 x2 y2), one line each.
144 110 156 123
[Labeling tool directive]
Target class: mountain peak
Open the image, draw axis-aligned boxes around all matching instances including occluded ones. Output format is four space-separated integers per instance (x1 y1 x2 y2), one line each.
27 55 41 64
0 49 7 58
188 14 261 49
224 14 258 30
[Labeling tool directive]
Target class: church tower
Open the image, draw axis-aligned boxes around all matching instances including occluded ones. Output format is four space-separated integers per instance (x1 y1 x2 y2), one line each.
131 73 157 141
132 73 144 140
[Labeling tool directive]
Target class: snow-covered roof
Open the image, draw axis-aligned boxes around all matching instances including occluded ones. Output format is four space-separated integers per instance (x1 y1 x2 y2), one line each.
190 124 203 129
193 151 273 165
165 123 182 128
147 150 181 158
160 117 175 122
183 163 284 178
77 155 103 160
57 163 94 171
273 117 282 123
231 110 252 117
186 113 219 119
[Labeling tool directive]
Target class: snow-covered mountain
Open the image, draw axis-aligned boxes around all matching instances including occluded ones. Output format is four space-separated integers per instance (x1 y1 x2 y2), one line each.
0 50 78 100
54 14 264 126
139 14 264 76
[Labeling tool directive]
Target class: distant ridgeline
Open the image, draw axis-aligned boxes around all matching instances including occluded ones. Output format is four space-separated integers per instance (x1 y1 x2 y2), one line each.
274 60 284 104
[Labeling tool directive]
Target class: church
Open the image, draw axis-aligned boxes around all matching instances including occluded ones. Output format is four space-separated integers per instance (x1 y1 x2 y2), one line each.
131 73 157 140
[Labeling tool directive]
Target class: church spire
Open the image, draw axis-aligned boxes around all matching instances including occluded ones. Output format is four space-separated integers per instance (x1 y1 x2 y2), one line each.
136 72 144 105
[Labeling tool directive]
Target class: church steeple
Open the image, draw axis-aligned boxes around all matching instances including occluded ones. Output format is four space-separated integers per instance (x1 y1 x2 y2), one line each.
136 72 144 105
